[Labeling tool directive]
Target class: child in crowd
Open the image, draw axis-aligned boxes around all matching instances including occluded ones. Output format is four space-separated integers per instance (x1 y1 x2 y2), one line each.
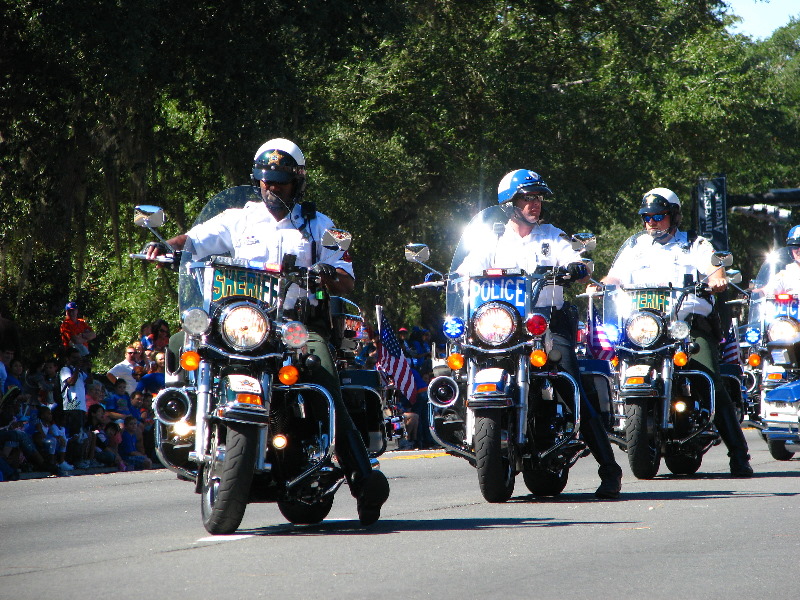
104 379 132 421
119 416 152 470
37 406 73 472
103 421 127 471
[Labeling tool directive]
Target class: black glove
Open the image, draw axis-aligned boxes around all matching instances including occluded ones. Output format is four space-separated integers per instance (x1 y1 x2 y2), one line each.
143 241 170 256
565 262 588 281
310 262 338 280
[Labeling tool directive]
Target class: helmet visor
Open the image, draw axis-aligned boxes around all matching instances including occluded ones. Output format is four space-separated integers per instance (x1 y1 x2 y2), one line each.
252 166 295 184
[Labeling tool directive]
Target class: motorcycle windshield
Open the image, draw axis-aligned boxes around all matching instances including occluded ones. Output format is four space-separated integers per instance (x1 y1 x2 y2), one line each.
178 186 264 314
446 205 517 319
749 246 799 325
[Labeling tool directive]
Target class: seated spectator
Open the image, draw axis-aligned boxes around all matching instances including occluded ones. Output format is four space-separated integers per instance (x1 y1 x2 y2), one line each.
0 426 59 477
86 404 116 468
30 359 61 410
135 352 165 395
104 380 133 421
5 358 25 393
85 381 107 410
102 421 127 471
119 415 152 470
36 406 72 472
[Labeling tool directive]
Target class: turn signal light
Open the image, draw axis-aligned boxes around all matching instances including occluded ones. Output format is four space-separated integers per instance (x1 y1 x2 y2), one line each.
611 356 619 368
236 393 262 405
748 353 761 367
674 400 688 413
278 365 300 385
673 351 689 367
766 373 784 381
180 351 201 371
476 383 497 392
447 353 465 370
272 434 288 449
626 376 645 385
530 349 548 367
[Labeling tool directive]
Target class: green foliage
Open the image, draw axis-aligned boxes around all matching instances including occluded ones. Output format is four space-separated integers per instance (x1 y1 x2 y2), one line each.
1 0 799 360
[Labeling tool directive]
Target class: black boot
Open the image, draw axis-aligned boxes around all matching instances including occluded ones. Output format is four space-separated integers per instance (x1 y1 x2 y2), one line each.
337 427 390 525
714 402 753 478
582 414 623 499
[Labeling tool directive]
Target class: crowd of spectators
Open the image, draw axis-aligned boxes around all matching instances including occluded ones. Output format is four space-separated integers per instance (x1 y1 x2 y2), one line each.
0 302 170 481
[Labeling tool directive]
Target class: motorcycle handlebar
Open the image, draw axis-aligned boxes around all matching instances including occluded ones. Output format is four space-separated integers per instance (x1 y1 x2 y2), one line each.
129 253 177 265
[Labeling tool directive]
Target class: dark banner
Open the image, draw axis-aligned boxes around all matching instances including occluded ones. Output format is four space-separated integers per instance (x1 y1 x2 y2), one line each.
693 175 728 251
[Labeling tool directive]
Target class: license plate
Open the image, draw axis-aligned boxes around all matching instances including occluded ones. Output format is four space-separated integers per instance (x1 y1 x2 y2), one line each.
212 266 280 304
632 291 669 313
469 277 527 315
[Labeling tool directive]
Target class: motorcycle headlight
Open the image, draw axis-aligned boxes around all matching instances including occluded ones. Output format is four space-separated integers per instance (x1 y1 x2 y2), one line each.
181 307 211 336
625 312 663 347
219 302 270 351
473 302 516 346
668 320 690 340
767 317 800 343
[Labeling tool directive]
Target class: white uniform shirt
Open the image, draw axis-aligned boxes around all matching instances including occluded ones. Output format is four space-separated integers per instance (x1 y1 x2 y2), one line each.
457 222 582 308
108 360 137 395
59 366 87 411
763 261 800 295
185 201 354 308
606 230 715 318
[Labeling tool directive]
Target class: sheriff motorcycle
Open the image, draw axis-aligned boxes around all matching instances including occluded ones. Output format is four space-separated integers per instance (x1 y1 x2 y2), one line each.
131 185 388 534
743 247 800 460
588 253 745 478
405 204 595 502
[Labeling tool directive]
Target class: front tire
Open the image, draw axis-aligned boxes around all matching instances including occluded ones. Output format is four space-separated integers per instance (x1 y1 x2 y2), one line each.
474 409 515 502
522 467 568 497
768 439 795 461
201 422 258 535
625 401 662 479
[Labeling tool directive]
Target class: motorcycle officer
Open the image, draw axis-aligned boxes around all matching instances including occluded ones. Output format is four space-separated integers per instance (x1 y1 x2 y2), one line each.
762 225 800 295
144 138 390 524
459 169 623 499
591 187 753 477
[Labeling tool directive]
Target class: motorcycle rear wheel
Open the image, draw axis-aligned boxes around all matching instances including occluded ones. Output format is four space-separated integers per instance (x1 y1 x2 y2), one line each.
767 439 795 461
474 409 515 502
201 422 258 535
522 467 568 497
664 452 702 475
625 401 662 479
277 497 334 525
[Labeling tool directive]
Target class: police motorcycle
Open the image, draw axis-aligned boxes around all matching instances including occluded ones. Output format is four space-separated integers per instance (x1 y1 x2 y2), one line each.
404 204 595 502
131 186 388 534
743 246 800 460
589 252 742 478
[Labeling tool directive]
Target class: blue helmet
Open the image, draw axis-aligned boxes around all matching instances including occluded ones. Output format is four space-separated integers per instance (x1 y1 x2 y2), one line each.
787 225 800 246
497 169 553 204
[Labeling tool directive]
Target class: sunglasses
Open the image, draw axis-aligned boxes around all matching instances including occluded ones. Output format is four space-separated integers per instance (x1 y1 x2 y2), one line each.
641 213 668 223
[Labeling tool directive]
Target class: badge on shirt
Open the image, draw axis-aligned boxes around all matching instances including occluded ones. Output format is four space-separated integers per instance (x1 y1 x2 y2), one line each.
541 243 550 257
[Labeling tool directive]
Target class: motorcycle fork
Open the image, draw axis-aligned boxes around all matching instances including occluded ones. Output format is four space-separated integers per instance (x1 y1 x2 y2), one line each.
192 360 212 464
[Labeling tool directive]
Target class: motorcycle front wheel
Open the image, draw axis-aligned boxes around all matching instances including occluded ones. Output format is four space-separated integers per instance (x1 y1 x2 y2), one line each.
624 401 662 479
522 467 568 497
474 409 515 502
201 422 258 535
277 497 334 525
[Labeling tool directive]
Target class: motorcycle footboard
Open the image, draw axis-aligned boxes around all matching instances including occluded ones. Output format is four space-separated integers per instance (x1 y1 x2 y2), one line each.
428 403 476 465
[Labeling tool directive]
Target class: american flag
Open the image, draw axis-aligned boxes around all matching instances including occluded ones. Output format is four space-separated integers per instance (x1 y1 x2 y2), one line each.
587 308 616 361
720 336 740 364
376 312 416 403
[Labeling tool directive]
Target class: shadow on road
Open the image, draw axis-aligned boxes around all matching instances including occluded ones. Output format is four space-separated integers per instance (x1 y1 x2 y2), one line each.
238 513 637 537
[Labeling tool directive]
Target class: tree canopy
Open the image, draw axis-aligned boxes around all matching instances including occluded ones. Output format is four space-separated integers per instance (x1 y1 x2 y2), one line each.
1 0 798 367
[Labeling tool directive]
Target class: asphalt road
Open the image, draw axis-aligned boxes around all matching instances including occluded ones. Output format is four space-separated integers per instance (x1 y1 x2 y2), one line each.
1 428 798 600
